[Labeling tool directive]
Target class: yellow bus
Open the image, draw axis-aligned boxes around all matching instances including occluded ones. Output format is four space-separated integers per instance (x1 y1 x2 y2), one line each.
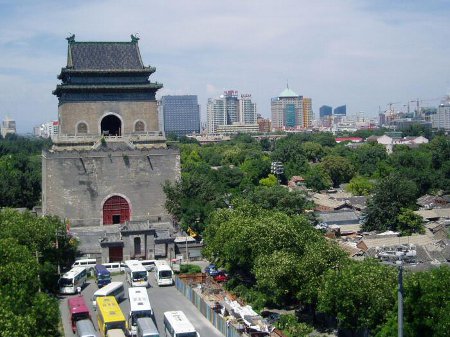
97 296 127 337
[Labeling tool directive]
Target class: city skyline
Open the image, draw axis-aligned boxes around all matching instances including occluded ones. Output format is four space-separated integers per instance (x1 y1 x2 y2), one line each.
0 0 449 132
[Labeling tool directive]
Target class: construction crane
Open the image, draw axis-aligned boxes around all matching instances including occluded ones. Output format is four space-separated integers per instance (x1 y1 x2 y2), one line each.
409 97 442 118
387 102 401 114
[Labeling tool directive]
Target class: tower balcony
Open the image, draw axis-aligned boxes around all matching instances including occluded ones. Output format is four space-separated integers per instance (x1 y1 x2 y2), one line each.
51 132 167 151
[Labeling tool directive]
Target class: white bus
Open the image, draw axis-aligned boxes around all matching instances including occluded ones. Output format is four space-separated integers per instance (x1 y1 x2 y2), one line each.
92 281 125 309
59 267 88 294
125 260 149 287
128 287 153 337
163 311 199 337
154 260 173 286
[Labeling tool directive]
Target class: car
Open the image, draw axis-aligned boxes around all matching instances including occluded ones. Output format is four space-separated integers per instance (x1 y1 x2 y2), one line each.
213 271 229 282
205 263 219 277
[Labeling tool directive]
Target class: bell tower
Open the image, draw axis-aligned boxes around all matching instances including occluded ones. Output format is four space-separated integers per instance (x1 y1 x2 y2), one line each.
42 35 180 227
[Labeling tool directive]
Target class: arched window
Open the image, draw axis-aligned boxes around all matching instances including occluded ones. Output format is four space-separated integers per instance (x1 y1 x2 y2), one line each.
134 120 145 132
77 122 88 134
101 115 121 136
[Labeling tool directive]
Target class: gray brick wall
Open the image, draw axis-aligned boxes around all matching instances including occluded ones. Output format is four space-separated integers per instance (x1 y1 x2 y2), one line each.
42 147 180 227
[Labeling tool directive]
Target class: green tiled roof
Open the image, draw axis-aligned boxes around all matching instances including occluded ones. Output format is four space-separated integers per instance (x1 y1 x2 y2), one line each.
279 87 298 97
66 35 145 70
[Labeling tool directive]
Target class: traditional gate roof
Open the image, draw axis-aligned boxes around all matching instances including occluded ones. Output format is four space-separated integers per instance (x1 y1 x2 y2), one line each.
53 34 162 100
67 36 144 70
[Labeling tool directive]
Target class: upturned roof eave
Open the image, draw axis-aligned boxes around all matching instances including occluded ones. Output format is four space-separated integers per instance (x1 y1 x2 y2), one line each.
52 82 163 96
57 66 156 79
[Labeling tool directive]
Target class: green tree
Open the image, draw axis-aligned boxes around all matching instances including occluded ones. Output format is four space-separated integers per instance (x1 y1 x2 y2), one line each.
362 174 418 232
259 174 278 187
377 266 450 337
352 142 387 177
345 176 375 196
304 166 333 191
247 185 313 215
301 141 325 162
318 259 397 334
319 155 355 187
397 208 425 235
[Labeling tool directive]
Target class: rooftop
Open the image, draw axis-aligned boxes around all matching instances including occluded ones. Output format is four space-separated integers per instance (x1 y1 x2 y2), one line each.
67 35 145 70
278 87 298 98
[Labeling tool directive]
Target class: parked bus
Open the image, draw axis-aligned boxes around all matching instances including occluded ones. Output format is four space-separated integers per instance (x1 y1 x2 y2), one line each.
94 264 112 288
137 317 159 337
154 260 173 286
125 260 148 287
163 311 199 337
128 287 153 337
92 281 125 308
59 267 88 294
68 296 91 333
97 296 127 337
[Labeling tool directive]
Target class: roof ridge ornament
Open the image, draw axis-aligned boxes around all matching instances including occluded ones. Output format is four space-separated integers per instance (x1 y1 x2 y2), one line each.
66 34 75 44
131 34 140 43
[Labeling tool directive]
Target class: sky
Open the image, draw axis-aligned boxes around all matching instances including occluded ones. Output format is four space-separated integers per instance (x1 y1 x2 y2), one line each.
0 0 449 133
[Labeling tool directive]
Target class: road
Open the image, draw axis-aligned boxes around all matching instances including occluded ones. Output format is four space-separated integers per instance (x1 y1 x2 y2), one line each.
59 272 223 337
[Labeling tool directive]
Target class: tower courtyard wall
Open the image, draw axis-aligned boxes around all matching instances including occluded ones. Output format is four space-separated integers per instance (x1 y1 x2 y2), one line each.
42 147 180 227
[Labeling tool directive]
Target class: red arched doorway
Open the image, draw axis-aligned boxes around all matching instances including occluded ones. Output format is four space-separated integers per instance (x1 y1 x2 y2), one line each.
103 195 130 225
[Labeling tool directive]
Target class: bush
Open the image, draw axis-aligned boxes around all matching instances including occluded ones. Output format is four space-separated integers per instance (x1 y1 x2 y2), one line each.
275 314 313 337
179 264 201 274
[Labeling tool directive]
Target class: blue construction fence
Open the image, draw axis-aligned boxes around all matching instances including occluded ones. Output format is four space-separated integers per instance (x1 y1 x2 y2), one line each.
175 275 242 337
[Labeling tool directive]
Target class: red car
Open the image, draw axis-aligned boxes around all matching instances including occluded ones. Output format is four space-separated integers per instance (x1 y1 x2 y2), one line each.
213 271 229 282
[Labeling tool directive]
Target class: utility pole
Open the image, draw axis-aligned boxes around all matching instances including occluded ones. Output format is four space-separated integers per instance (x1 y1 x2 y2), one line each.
396 252 404 337
35 250 41 293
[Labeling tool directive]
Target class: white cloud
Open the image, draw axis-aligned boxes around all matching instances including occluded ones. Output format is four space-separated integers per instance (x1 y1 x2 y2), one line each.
0 0 449 131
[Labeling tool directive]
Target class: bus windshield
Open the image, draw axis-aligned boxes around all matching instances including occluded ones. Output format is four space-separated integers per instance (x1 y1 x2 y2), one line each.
131 310 152 325
98 274 111 281
159 270 172 279
59 278 73 286
132 271 147 280
106 321 126 331
177 333 197 337
73 312 90 321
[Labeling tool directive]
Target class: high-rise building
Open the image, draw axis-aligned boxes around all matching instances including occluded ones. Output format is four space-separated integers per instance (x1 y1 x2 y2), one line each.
271 87 311 130
303 97 313 128
319 105 332 118
334 105 347 115
239 94 257 124
207 97 226 134
161 95 200 137
432 95 450 130
1 116 16 138
207 90 257 134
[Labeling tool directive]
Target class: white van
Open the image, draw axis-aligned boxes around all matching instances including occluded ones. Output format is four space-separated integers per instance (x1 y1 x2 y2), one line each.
76 319 98 337
72 258 97 272
102 262 126 273
92 281 125 308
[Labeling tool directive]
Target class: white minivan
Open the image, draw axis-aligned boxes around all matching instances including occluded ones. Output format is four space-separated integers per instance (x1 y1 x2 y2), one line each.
72 258 97 271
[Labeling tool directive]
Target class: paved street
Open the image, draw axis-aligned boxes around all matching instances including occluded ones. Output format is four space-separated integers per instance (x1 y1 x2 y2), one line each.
59 271 223 337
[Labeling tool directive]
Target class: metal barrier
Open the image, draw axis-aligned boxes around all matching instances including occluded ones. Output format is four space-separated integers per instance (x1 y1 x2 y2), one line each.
175 275 242 337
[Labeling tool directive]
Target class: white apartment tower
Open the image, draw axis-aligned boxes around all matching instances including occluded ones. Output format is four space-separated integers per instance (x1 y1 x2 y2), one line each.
239 94 257 124
207 90 257 134
432 95 450 131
